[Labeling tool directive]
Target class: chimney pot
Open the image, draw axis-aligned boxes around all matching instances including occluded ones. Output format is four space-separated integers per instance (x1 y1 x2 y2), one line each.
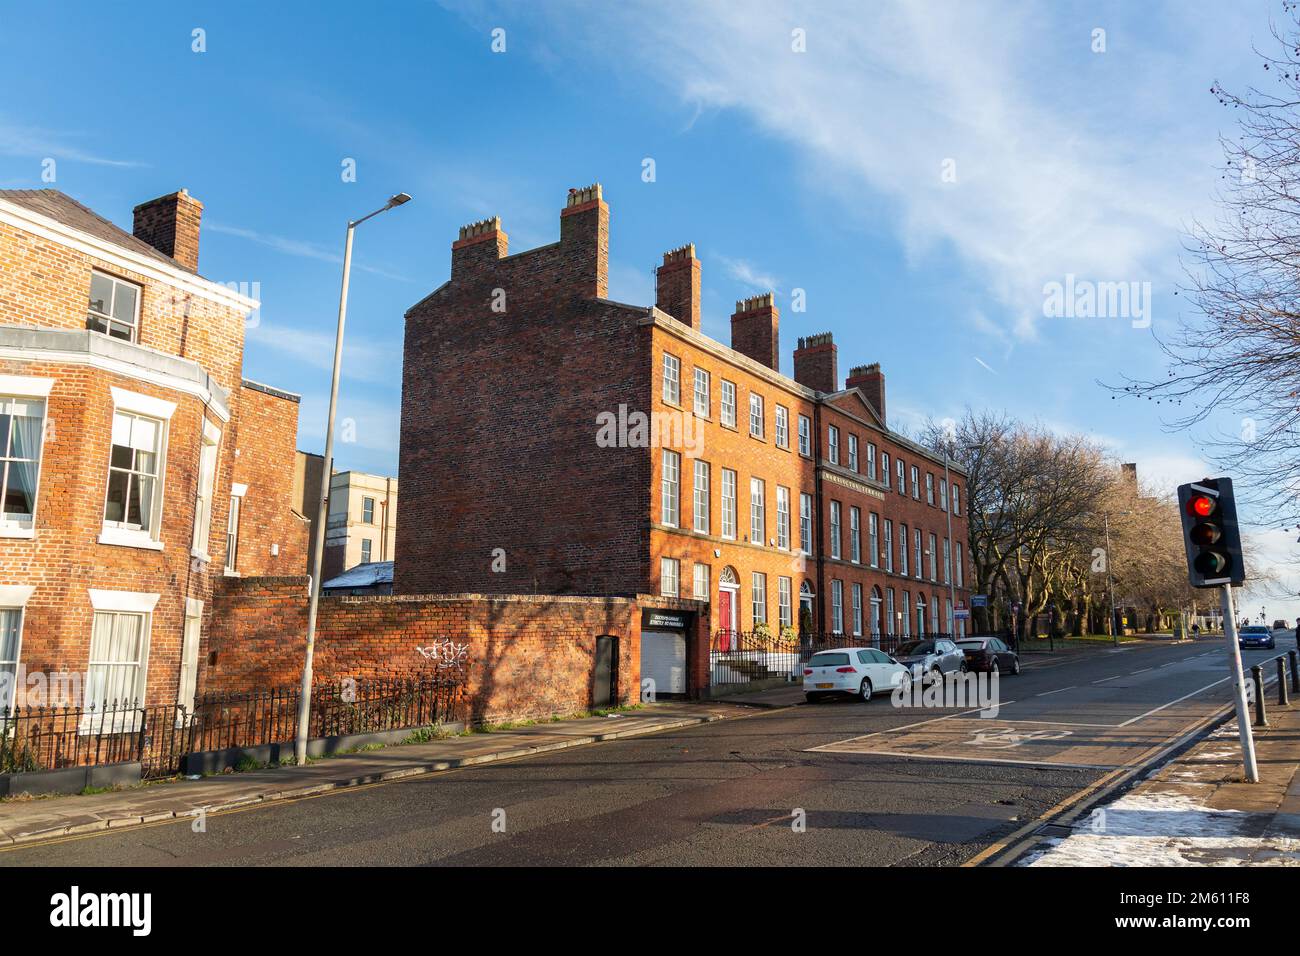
656 243 701 330
730 292 780 371
793 332 838 393
846 362 886 425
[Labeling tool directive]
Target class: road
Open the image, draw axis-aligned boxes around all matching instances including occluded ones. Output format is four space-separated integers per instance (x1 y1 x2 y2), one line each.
3 634 1294 867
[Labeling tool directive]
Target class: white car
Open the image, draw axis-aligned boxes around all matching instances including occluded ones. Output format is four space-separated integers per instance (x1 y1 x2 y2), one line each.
803 647 912 703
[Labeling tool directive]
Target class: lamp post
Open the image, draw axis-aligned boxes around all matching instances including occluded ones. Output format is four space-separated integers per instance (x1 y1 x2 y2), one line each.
1102 510 1130 648
942 456 958 637
295 193 411 766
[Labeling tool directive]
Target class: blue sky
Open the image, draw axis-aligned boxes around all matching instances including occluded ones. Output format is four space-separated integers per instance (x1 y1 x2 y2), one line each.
2 0 1296 616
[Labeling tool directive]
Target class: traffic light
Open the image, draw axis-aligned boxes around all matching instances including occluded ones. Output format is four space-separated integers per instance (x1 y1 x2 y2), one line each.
1176 478 1245 588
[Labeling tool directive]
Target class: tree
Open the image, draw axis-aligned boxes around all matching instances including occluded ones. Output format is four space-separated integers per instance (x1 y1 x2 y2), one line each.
1111 5 1300 529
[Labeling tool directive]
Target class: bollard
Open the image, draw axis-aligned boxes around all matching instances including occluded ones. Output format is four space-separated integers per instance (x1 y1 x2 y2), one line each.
1290 649 1300 695
1279 657 1290 706
1253 665 1267 727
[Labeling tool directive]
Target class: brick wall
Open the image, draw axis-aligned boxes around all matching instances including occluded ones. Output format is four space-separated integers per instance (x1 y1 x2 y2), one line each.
228 381 309 577
397 187 651 596
204 577 711 725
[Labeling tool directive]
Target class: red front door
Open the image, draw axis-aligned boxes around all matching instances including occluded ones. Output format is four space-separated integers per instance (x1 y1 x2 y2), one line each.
718 589 734 651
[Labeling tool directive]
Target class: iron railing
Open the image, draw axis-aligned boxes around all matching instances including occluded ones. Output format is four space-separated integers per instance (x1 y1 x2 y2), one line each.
0 674 468 779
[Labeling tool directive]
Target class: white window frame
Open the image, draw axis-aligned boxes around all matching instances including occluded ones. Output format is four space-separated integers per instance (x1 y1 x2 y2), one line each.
0 586 35 711
943 538 952 585
361 538 373 563
100 387 175 551
225 483 247 574
748 392 764 439
362 496 376 523
720 380 737 428
956 542 965 588
662 352 681 405
929 532 938 582
752 572 767 625
797 414 811 456
899 523 908 576
178 598 203 719
830 500 841 560
774 405 789 449
87 270 142 343
831 579 844 634
848 434 858 472
849 506 861 564
852 583 863 637
914 528 923 579
778 576 792 629
660 557 680 597
190 419 222 561
884 519 893 573
827 425 839 465
911 465 920 499
869 512 879 569
881 452 890 489
750 477 765 544
799 492 813 555
952 483 960 515
897 458 906 496
693 368 710 418
693 562 709 600
661 449 680 528
926 473 935 506
0 376 53 539
721 469 737 539
693 459 710 534
84 589 159 729
939 477 948 512
776 486 790 550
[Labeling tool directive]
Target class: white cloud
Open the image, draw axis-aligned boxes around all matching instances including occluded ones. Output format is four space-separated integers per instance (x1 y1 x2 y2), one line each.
0 118 144 168
247 322 402 384
714 254 780 294
460 0 1224 341
206 222 413 282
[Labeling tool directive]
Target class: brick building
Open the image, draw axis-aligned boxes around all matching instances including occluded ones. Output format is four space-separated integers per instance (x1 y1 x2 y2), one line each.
397 185 971 694
0 188 308 713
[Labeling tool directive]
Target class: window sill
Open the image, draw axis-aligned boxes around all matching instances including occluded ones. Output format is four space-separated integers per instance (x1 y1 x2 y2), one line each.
0 526 35 540
191 548 211 563
99 527 163 551
223 569 241 578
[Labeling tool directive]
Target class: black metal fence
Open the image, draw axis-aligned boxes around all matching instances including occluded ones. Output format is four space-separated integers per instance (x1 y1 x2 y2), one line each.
0 674 468 779
710 630 963 686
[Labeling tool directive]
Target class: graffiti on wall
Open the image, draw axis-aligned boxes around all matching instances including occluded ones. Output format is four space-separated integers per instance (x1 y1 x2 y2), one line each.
415 640 470 669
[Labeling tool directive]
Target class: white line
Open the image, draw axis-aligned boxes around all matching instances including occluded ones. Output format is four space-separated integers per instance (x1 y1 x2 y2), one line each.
1117 676 1230 727
1035 686 1076 697
806 704 1014 749
807 748 1120 771
1131 667 1153 675
1092 675 1121 684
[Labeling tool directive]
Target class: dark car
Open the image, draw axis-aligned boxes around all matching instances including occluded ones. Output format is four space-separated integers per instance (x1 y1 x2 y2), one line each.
893 638 966 681
956 637 1021 675
1238 625 1275 650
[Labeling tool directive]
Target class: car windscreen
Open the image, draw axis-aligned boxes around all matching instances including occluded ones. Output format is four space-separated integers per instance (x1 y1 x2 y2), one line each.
808 653 850 667
956 640 986 649
896 642 932 655
1241 626 1270 634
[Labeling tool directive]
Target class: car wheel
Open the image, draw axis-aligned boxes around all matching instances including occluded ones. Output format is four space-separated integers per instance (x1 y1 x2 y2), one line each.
898 672 912 696
859 678 873 702
959 660 969 673
930 666 943 685
990 660 1000 676
1011 657 1021 675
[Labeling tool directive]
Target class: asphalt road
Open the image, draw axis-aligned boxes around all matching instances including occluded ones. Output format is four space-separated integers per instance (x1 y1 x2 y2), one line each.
4 633 1294 867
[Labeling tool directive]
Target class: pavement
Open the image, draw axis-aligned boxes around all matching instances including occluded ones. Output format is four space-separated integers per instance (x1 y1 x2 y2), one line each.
0 700 748 848
1021 673 1300 866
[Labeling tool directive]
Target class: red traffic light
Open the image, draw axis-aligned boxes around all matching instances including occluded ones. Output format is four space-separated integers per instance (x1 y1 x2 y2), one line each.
1187 495 1216 518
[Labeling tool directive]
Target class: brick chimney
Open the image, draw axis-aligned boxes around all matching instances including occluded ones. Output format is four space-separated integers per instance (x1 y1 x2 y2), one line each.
846 363 886 426
730 293 779 371
559 183 608 298
451 216 508 279
132 189 203 271
656 244 700 330
793 332 837 393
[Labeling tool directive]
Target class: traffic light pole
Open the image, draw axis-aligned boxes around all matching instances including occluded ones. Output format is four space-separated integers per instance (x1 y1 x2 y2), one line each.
1219 584 1259 783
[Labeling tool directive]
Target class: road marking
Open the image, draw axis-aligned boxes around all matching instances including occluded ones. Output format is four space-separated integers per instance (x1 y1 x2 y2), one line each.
1116 676 1231 727
845 750 1119 771
1092 675 1121 684
1131 667 1153 675
804 703 1016 750
1034 686 1076 697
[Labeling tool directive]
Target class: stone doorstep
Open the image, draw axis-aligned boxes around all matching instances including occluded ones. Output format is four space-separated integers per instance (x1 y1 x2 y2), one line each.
0 708 738 847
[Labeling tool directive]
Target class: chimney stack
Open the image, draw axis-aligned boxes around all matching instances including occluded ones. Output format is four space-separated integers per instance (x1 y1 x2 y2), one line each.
656 244 700 330
559 183 608 298
730 293 779 371
1121 462 1138 488
846 363 886 425
132 189 203 271
451 216 508 279
793 332 838 393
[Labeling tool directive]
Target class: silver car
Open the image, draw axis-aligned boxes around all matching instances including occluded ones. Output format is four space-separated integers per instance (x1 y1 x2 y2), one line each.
893 638 967 682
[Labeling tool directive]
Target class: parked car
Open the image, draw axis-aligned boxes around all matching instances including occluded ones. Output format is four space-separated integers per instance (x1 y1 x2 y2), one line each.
956 637 1021 675
1238 624 1276 650
893 638 966 682
803 647 911 703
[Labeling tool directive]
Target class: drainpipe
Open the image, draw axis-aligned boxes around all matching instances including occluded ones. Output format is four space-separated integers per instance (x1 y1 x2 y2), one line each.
813 401 825 634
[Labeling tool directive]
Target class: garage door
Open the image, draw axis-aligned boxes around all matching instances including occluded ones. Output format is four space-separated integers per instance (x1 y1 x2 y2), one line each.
641 630 686 695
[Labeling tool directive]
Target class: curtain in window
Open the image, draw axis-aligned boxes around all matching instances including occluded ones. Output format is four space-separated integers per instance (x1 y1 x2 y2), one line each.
0 609 20 709
86 612 144 710
2 399 44 520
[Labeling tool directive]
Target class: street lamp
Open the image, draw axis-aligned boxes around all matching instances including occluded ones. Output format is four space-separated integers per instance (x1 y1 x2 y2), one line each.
1102 510 1131 648
295 193 411 766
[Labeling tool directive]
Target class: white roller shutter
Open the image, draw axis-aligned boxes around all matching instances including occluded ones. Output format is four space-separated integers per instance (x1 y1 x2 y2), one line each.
641 630 686 695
